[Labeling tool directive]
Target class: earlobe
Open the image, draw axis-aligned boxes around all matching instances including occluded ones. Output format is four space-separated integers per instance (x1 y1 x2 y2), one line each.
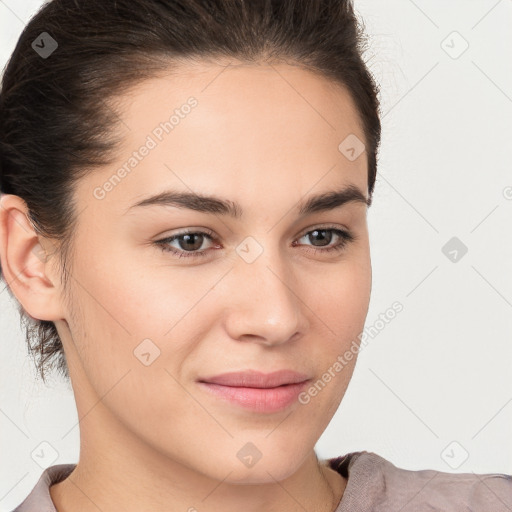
0 193 64 322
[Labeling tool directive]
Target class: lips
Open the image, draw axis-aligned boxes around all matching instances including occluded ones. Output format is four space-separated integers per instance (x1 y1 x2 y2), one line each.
197 370 311 413
198 369 311 388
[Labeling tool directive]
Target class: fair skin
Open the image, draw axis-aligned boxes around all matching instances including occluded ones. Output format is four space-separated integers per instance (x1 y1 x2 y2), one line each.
0 60 371 512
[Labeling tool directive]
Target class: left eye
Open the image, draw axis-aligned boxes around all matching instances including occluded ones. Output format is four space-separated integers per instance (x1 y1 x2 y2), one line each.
154 226 354 259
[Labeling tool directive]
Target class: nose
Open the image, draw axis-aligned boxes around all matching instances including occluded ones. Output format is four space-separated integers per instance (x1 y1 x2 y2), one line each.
222 245 309 347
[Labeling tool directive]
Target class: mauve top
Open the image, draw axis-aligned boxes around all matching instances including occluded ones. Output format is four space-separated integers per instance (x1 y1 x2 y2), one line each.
11 450 512 511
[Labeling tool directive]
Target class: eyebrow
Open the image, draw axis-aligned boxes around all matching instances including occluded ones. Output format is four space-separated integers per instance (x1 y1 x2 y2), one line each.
125 183 371 218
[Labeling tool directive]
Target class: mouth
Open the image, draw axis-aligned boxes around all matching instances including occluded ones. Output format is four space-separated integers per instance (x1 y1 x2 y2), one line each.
197 370 311 413
198 369 311 388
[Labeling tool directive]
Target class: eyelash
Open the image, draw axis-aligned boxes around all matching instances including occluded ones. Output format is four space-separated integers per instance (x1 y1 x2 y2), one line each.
153 225 355 259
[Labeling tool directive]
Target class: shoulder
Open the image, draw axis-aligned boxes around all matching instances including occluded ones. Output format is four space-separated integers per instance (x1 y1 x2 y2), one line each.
10 464 76 512
327 451 512 511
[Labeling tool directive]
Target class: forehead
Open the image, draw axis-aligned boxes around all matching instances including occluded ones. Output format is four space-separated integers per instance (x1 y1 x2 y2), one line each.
79 60 369 215
116 59 365 141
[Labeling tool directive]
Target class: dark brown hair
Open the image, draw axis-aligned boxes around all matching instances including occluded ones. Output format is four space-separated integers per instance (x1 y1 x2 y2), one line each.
0 0 381 383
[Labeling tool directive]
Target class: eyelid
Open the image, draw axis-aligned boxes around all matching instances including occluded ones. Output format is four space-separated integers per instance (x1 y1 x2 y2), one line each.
296 222 351 238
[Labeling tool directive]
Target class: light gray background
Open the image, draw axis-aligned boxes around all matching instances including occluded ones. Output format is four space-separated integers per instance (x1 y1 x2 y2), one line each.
1 0 511 509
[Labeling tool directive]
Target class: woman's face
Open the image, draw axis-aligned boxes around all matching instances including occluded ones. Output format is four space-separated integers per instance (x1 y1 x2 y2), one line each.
53 60 372 483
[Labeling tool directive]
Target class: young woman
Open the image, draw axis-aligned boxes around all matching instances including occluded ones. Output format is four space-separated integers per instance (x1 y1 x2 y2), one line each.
1 1 510 511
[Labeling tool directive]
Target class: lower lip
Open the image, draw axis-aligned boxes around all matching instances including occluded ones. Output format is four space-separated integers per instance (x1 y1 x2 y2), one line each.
197 381 310 413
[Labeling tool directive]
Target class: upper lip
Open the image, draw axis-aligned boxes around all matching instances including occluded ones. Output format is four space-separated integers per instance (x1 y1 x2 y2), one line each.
198 370 311 388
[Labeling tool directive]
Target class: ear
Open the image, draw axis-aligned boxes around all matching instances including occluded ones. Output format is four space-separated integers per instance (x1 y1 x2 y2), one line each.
0 193 65 322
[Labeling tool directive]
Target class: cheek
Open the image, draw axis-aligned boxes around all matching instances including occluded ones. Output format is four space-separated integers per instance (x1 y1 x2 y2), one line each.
66 258 223 403
306 253 372 333
63 270 198 432
295 256 370 403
